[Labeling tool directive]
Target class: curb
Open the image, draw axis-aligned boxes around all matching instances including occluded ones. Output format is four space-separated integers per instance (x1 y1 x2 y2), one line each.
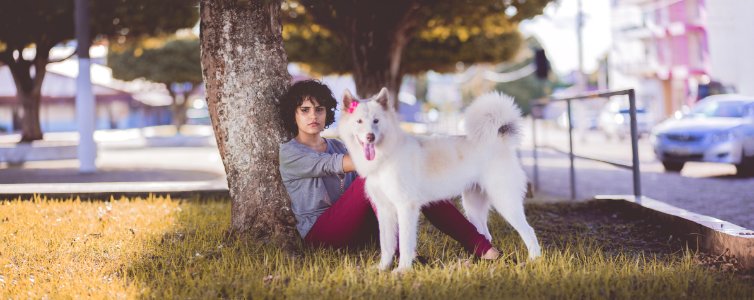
596 195 754 270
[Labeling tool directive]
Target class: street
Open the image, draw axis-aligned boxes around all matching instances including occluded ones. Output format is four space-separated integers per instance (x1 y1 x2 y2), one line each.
520 120 754 230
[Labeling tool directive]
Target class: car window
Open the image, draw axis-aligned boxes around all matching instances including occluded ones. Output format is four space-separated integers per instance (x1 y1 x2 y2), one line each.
689 100 746 118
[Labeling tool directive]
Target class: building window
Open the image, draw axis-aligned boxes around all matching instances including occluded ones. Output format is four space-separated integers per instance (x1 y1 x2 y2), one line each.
688 33 701 69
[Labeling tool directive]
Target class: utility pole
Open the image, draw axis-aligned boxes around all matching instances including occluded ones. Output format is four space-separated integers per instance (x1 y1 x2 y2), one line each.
576 0 586 92
75 0 96 173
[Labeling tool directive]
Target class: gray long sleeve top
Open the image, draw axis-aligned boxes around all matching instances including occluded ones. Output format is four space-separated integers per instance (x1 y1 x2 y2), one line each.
279 138 357 237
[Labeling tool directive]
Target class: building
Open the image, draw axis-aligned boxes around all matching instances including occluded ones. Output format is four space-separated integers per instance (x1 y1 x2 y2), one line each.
706 0 754 96
0 61 177 133
609 0 709 122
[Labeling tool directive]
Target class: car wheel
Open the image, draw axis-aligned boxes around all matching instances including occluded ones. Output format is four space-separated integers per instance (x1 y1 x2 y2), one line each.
735 155 754 177
662 161 684 172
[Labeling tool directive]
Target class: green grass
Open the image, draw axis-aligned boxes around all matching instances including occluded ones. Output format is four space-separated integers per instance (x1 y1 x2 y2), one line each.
0 195 751 299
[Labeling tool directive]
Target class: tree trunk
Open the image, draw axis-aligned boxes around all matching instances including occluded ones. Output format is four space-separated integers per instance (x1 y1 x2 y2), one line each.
340 6 416 110
173 92 191 132
17 89 43 141
303 0 423 111
1 46 49 142
347 28 405 110
166 88 186 133
200 0 299 250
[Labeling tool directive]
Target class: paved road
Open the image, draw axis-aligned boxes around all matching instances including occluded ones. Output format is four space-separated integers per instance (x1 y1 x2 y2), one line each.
520 120 754 230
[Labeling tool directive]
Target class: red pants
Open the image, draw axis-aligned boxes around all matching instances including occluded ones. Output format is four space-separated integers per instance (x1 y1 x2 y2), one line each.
304 177 493 257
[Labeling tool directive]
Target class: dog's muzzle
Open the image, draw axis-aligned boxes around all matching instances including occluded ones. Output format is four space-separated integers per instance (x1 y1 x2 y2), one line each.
358 133 376 161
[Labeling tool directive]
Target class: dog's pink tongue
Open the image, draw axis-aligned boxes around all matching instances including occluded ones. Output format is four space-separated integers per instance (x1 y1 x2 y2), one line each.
364 143 375 161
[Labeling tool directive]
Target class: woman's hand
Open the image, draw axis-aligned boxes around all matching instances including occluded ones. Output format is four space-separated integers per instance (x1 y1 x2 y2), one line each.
342 154 356 173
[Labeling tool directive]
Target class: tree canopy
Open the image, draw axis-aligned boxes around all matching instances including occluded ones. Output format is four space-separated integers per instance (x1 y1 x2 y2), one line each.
108 36 202 129
282 0 551 81
108 37 202 86
0 0 198 141
0 0 198 59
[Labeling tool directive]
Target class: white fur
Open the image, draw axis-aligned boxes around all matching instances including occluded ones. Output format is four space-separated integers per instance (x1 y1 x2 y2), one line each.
338 89 541 272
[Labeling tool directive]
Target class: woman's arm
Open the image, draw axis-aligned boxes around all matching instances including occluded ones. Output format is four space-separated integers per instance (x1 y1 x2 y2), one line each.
342 154 356 173
280 143 346 178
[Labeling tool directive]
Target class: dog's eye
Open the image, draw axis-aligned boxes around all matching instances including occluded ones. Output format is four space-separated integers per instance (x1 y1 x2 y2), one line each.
357 119 362 124
373 119 379 124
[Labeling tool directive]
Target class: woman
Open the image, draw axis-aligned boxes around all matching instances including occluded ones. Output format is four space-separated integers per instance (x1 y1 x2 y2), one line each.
278 80 499 260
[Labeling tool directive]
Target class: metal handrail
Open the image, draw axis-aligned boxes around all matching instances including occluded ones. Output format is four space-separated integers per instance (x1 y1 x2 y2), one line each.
530 88 641 202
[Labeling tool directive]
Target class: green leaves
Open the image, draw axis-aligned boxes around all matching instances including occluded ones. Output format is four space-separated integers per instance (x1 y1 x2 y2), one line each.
108 37 202 85
281 0 552 76
0 0 199 51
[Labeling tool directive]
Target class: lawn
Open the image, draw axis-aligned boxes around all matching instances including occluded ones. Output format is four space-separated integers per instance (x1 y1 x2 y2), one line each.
0 195 751 299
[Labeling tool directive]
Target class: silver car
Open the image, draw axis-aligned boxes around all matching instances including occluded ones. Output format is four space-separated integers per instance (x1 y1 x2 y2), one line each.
650 94 754 176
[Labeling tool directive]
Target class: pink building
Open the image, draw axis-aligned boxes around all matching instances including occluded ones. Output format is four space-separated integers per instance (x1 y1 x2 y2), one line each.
610 0 710 120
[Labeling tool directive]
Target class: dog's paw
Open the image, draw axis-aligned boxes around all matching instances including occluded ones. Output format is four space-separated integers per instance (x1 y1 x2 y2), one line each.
527 252 542 261
394 260 414 273
528 247 542 261
392 266 412 275
376 261 392 272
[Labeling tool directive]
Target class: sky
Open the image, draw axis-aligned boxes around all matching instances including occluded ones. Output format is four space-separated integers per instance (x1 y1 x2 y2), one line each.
520 0 612 75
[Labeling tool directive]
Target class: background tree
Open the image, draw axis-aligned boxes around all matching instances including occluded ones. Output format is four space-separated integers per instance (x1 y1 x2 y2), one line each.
493 38 554 115
282 0 553 106
0 0 198 141
200 0 299 250
108 37 202 131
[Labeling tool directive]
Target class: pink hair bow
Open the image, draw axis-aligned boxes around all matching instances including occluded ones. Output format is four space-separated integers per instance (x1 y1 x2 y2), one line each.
347 101 359 113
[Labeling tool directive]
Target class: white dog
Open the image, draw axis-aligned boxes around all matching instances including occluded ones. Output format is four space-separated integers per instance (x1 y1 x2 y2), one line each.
338 88 541 272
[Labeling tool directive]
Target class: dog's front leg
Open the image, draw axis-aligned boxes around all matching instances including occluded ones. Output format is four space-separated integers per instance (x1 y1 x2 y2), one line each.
394 203 420 273
377 206 398 271
373 200 397 271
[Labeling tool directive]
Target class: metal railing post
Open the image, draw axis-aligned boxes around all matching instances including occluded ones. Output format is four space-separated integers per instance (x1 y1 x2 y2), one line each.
627 90 642 202
529 89 642 202
566 99 576 200
532 115 539 191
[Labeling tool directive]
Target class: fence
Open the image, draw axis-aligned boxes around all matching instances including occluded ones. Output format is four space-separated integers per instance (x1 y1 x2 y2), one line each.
530 89 642 202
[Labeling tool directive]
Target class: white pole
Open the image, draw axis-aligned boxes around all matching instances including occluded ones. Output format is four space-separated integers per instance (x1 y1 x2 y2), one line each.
75 0 96 173
577 0 586 92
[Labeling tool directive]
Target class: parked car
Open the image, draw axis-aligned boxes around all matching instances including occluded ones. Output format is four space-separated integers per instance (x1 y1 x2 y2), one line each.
650 94 754 175
598 98 651 140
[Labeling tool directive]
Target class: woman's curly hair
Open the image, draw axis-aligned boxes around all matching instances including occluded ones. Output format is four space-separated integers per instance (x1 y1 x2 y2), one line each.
279 80 338 136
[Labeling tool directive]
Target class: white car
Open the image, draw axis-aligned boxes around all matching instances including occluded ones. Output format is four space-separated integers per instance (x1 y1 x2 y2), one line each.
650 94 754 176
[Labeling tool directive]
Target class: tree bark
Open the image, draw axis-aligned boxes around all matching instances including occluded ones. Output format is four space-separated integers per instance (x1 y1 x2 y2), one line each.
346 28 405 109
303 0 423 110
200 0 299 250
18 90 43 141
166 87 188 133
1 46 49 142
174 91 191 132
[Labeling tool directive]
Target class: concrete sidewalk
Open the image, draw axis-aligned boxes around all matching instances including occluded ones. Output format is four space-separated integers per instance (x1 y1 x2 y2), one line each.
0 136 229 199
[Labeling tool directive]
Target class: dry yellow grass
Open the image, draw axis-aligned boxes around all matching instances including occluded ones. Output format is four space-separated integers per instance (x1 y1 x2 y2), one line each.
0 195 181 299
0 195 752 299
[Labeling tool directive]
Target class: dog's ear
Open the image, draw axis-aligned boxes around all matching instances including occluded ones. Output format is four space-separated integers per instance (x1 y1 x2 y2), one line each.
374 87 391 110
343 89 356 114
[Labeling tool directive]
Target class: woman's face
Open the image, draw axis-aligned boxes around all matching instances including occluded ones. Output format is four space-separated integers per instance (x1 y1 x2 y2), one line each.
295 97 327 137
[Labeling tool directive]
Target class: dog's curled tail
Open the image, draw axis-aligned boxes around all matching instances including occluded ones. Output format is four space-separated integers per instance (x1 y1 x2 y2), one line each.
463 91 522 144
